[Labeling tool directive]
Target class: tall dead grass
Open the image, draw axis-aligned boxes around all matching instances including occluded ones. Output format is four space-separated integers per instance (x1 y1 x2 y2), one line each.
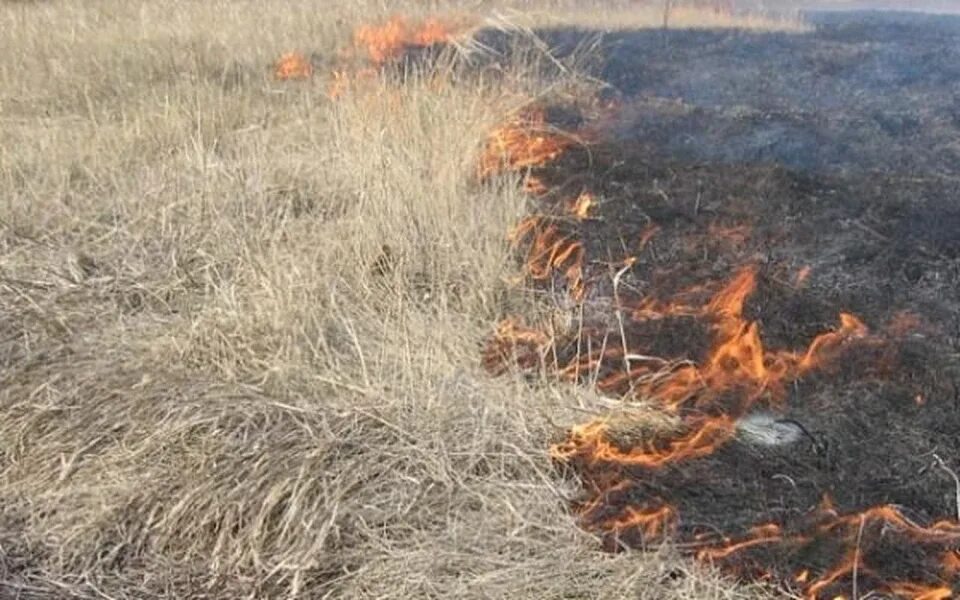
1 1 781 597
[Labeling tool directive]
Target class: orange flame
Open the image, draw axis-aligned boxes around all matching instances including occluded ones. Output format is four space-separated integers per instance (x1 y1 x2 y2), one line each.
274 52 313 80
803 552 865 600
699 270 867 405
487 264 872 413
819 505 960 543
550 416 736 469
478 109 574 178
601 504 678 540
888 584 953 600
510 216 585 298
733 503 960 599
616 268 868 412
696 523 787 562
478 100 950 598
354 16 456 65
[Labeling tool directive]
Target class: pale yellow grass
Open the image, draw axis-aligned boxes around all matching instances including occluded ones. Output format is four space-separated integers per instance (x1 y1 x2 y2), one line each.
1 1 782 598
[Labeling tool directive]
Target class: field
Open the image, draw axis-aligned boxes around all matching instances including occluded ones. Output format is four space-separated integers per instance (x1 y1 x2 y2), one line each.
2 1 958 599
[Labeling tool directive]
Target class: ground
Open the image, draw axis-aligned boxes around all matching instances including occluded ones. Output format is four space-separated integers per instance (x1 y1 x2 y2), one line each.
1 1 956 599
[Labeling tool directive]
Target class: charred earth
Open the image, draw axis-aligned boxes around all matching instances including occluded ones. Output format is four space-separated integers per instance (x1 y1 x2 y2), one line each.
479 11 960 599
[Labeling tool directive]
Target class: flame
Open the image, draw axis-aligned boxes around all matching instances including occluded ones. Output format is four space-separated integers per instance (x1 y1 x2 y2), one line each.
571 479 680 544
626 268 868 412
478 109 595 298
819 505 960 543
697 270 867 405
550 416 736 469
478 101 952 598
509 216 585 298
888 585 953 600
274 52 313 80
488 264 872 411
598 504 678 540
492 263 901 597
478 109 574 178
670 501 960 599
803 552 865 600
717 503 960 599
324 15 463 102
570 192 595 220
353 16 456 65
696 523 787 562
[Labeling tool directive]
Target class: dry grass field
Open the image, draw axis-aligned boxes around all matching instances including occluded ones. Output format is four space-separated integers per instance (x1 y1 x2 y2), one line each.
1 2 802 598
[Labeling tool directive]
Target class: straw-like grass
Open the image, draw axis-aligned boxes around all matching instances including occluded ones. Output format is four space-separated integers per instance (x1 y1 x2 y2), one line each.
1 1 788 597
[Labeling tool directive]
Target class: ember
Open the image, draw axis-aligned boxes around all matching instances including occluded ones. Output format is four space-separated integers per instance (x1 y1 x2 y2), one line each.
570 192 595 220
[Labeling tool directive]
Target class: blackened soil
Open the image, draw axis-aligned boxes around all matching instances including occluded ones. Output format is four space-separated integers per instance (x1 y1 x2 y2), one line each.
479 10 960 598
476 11 960 175
533 134 960 598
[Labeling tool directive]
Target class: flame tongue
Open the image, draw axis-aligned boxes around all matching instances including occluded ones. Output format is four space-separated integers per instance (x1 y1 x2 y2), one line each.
478 108 576 178
354 16 457 65
551 416 736 469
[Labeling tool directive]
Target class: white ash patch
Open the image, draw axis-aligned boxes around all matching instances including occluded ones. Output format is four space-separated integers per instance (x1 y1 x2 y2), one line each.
735 412 805 447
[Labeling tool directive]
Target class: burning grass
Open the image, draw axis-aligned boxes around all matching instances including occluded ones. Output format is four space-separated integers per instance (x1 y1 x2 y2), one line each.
274 51 314 80
6 1 953 599
353 15 464 65
481 100 960 597
0 1 800 598
477 107 579 178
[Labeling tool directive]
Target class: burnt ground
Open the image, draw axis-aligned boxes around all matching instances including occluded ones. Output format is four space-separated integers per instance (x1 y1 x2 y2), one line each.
486 10 960 175
474 10 960 599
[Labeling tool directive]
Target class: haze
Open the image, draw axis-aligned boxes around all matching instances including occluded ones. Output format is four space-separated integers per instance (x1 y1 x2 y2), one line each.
750 0 960 13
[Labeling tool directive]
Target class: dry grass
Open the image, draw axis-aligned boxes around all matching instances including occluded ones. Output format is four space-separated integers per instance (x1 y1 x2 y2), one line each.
1 1 787 598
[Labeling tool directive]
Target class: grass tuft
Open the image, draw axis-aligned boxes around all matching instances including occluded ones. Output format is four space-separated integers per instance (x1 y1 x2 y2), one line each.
0 1 786 597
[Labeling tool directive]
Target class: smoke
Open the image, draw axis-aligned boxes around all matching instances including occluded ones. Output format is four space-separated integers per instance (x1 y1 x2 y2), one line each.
744 0 960 14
